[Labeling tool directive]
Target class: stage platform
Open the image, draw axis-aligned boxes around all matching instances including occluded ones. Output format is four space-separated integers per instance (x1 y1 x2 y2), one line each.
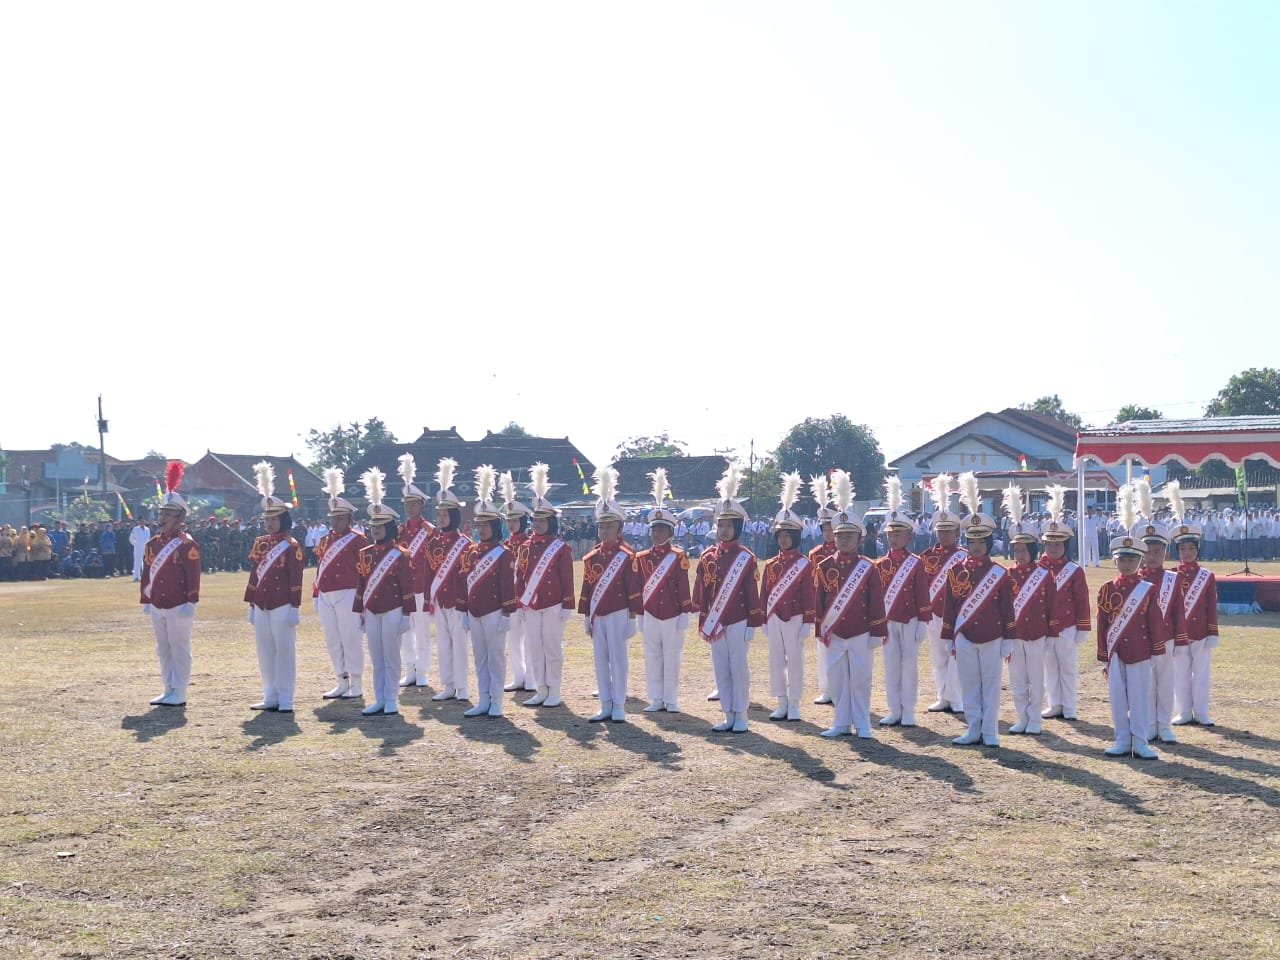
1219 575 1280 613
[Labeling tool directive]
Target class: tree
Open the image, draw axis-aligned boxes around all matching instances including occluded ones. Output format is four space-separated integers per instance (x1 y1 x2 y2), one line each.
1114 405 1164 423
144 449 167 460
1018 395 1084 429
741 456 781 510
495 421 530 437
774 415 886 504
54 494 111 525
1204 368 1280 417
305 418 398 472
614 432 688 459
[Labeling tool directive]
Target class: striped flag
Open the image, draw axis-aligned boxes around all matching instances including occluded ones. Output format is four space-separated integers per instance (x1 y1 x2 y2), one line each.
288 469 300 508
571 458 589 495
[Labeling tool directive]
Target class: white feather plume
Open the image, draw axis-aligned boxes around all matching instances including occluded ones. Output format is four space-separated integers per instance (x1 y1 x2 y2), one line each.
715 464 742 503
253 461 275 499
1002 484 1024 525
958 471 981 518
650 467 669 507
474 464 496 506
1118 482 1137 532
1046 484 1066 524
1166 480 1185 525
323 467 344 509
592 466 618 504
529 462 550 502
500 470 517 506
434 457 457 495
886 475 903 515
810 474 830 510
1135 476 1154 520
780 471 802 513
930 473 953 515
397 453 416 491
831 469 854 512
362 467 386 511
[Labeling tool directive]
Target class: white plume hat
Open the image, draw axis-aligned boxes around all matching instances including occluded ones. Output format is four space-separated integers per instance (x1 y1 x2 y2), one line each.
648 467 678 528
528 462 558 518
772 471 804 531
714 464 749 522
254 461 291 517
593 466 625 523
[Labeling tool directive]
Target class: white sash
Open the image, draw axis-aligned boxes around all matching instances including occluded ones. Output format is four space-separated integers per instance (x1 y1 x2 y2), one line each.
929 550 967 602
428 536 468 607
588 548 630 623
254 539 292 583
765 555 809 621
520 539 566 607
1156 570 1178 619
1106 579 1152 662
1053 561 1080 592
467 544 506 594
820 557 874 638
642 551 680 607
1182 567 1212 619
882 555 919 620
316 532 358 586
954 565 1005 635
363 548 402 605
702 549 752 639
1012 567 1049 624
141 536 185 600
406 524 431 560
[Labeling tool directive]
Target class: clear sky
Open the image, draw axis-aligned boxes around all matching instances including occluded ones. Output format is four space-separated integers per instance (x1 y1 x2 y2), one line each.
4 1 1276 474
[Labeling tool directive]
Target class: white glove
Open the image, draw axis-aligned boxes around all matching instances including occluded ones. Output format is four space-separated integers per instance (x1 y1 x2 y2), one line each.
142 603 152 616
178 602 195 617
624 616 637 640
1070 627 1088 647
746 628 756 643
397 615 411 635
359 612 366 628
945 639 955 656
497 616 511 634
559 607 573 623
914 621 929 645
285 607 301 627
583 616 594 639
1205 634 1221 649
1000 638 1014 658
460 613 471 632
799 623 813 642
247 606 256 625
676 614 689 633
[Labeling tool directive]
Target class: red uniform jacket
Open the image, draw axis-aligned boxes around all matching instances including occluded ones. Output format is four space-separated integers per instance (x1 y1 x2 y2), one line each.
940 555 1015 644
579 541 643 618
313 528 368 594
921 543 969 618
505 530 529 595
761 548 816 624
399 515 436 596
1096 573 1170 664
875 548 933 624
634 542 694 621
693 540 764 631
139 531 201 609
1008 561 1056 641
814 550 888 641
1142 565 1188 648
461 540 517 618
515 534 576 611
1176 562 1219 644
244 533 304 610
1037 555 1092 634
423 528 467 613
807 541 837 568
353 541 415 615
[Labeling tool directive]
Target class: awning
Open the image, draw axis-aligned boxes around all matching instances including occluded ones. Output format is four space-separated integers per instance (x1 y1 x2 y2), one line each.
1074 416 1280 469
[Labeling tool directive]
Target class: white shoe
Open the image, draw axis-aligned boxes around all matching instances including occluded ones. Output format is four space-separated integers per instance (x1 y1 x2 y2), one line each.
611 704 626 723
1146 726 1159 742
786 705 802 722
1171 714 1194 726
503 681 523 692
463 698 491 718
488 700 504 718
322 680 349 699
900 714 916 727
769 698 789 721
150 690 171 706
927 700 951 713
415 677 430 687
542 688 563 708
382 701 399 715
1041 706 1064 719
399 673 416 688
159 688 186 706
982 735 999 747
952 731 981 745
707 689 720 701
455 690 470 702
665 702 681 713
814 694 833 705
431 688 456 702
343 682 363 699
250 701 279 711
523 687 548 707
1158 726 1178 743
642 701 664 713
1131 741 1159 760
820 725 851 738
589 701 613 722
361 702 385 716
856 728 873 739
1025 723 1042 736
879 712 901 727
1104 741 1132 756
1196 715 1216 727
711 714 734 732
1009 720 1027 734
731 712 749 734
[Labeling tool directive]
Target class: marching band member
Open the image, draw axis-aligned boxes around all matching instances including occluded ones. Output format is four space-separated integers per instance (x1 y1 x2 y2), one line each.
1168 482 1220 727
635 468 694 713
501 471 535 693
807 474 838 706
352 469 414 716
1133 477 1186 743
1039 485 1091 722
461 467 517 718
579 467 642 723
314 468 368 700
140 462 201 707
244 462 305 713
1003 485 1053 735
693 465 764 733
396 454 436 690
875 475 932 727
763 472 816 722
941 473 1014 747
922 474 967 714
515 464 575 708
424 458 471 703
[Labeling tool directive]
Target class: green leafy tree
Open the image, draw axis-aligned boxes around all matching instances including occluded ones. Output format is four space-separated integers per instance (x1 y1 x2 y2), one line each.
55 494 111 525
741 456 781 511
1114 405 1164 423
1204 368 1280 417
614 432 688 459
496 421 530 437
305 418 398 472
1018 395 1084 429
774 415 886 504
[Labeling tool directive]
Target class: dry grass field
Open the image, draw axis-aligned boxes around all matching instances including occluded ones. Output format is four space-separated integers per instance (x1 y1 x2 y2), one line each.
2 560 1279 959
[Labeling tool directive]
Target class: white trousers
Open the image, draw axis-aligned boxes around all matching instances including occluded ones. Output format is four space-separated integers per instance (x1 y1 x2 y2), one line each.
1108 655 1152 747
1082 536 1100 567
1043 628 1081 715
524 606 566 693
470 610 507 703
506 608 529 687
253 604 297 709
132 545 146 579
150 606 194 694
955 633 1002 739
1173 640 1213 721
813 634 829 695
402 593 433 680
826 633 874 733
365 609 404 706
433 607 470 696
882 619 922 718
642 614 685 705
766 614 806 702
315 588 363 681
927 616 964 708
1148 645 1176 732
709 621 751 713
592 609 631 705
1008 637 1045 727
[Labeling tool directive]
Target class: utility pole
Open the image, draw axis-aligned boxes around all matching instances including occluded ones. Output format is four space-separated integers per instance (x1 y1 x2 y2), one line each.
97 395 109 500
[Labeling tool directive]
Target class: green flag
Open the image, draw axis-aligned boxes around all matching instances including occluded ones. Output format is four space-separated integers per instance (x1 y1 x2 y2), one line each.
1236 466 1248 508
